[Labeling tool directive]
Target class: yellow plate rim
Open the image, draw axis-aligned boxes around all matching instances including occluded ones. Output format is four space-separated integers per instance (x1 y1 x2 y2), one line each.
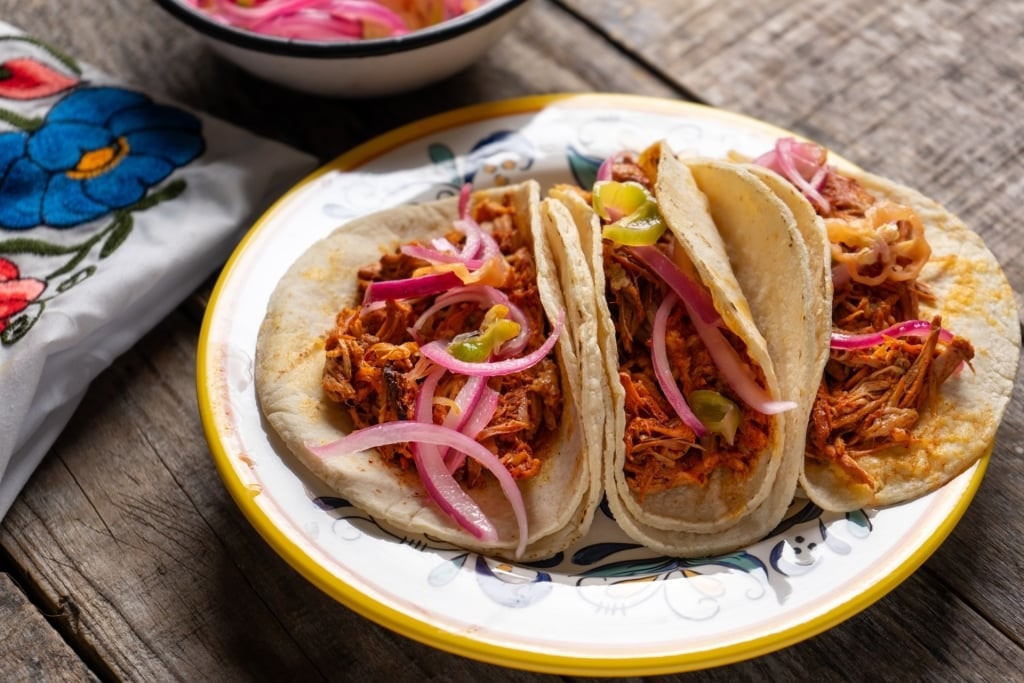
196 93 988 677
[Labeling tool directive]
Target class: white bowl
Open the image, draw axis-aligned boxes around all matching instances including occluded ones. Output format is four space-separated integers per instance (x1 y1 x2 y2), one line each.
152 0 533 97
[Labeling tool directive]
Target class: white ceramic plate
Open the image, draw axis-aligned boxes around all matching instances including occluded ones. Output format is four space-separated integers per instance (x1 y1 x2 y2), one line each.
197 94 985 676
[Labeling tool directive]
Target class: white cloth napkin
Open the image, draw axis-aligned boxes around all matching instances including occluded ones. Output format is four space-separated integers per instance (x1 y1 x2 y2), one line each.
0 22 316 518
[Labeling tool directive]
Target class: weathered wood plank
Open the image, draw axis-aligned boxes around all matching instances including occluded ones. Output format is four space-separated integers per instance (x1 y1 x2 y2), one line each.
0 572 101 681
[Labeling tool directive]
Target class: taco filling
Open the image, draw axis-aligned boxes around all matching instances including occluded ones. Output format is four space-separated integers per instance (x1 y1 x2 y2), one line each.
754 139 976 488
315 188 565 550
581 150 784 501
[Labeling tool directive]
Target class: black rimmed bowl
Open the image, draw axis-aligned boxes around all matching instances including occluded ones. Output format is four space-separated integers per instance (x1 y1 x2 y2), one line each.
152 0 534 97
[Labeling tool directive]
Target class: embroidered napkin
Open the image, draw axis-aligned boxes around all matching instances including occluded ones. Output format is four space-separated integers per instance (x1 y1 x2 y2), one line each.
0 23 316 519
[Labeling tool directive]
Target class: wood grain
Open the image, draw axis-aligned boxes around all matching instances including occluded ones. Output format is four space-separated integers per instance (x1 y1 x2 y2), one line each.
1 0 1022 681
0 573 100 681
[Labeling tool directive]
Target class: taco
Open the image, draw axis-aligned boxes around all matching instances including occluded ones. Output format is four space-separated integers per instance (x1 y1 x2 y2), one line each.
749 138 1021 511
254 181 600 560
546 141 814 555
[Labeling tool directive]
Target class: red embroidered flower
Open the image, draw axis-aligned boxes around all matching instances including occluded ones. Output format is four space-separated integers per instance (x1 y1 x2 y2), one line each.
0 58 77 100
0 257 45 333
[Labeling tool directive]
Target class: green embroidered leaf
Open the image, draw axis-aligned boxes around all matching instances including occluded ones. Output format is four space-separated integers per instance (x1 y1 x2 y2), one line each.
0 108 43 131
1 302 44 346
57 266 95 293
47 244 91 279
130 179 186 212
0 237 78 257
0 35 82 75
100 213 133 258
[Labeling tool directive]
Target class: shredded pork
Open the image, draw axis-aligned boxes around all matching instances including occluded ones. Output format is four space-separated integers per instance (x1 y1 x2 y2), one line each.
321 199 561 485
597 154 772 500
605 240 772 500
806 172 975 485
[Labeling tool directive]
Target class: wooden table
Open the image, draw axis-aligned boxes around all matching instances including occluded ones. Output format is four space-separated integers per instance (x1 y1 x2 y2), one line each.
2 0 1022 680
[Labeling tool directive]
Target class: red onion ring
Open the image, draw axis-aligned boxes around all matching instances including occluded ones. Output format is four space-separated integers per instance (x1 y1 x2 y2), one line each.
754 138 831 214
250 13 363 39
451 219 484 261
458 183 472 218
363 270 463 304
687 308 796 415
404 366 498 542
651 293 708 436
411 285 531 355
412 443 499 542
400 244 485 269
830 319 955 350
308 422 528 556
627 245 793 415
629 246 721 325
418 310 564 377
445 385 500 473
190 0 413 40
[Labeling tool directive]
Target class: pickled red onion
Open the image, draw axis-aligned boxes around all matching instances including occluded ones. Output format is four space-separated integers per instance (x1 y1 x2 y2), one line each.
407 366 498 542
419 310 564 376
250 13 363 40
400 244 485 269
753 137 831 214
196 0 330 24
459 216 503 262
687 308 796 415
452 220 483 260
454 384 500 438
363 270 463 304
440 374 486 429
457 182 472 217
411 285 531 355
445 384 500 473
413 444 499 542
651 293 707 436
629 246 720 325
830 319 955 350
627 245 794 414
183 0 483 41
308 422 528 557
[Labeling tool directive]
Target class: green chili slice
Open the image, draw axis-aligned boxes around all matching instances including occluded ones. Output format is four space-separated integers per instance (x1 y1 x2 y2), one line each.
593 180 667 246
690 389 741 445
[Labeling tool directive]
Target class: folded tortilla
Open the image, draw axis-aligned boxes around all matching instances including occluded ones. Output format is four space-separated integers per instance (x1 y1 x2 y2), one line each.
547 141 814 555
254 181 600 561
783 164 1022 510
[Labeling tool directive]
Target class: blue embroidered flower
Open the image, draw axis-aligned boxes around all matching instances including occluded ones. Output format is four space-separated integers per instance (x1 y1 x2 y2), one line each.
0 86 204 229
